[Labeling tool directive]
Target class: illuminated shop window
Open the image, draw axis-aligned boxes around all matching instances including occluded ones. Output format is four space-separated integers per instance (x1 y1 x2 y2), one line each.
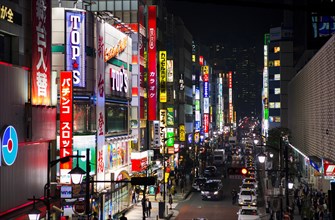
274 47 280 53
274 88 281 94
274 74 281 80
274 60 280 66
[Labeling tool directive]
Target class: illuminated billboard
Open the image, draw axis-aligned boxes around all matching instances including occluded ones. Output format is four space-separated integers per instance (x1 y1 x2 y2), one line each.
32 0 51 106
159 51 167 102
228 71 233 123
65 10 86 88
167 60 173 82
148 6 157 120
59 71 73 183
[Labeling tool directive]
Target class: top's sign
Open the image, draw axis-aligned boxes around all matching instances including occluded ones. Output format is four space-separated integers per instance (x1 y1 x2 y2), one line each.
65 10 86 88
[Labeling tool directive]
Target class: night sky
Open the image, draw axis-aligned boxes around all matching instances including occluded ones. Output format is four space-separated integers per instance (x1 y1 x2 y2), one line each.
166 0 284 62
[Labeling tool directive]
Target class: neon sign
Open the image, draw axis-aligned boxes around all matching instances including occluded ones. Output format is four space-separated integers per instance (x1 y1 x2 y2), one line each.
0 126 18 167
65 10 86 87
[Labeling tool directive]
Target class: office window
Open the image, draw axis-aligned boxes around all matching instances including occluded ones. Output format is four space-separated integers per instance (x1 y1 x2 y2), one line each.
274 74 280 80
274 88 281 94
274 47 280 53
274 60 280 66
274 102 281 108
0 33 12 63
268 61 273 67
269 102 275 108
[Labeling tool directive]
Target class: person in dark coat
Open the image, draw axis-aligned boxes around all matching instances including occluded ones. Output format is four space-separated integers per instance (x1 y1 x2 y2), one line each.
146 198 152 217
141 197 147 217
169 194 173 209
120 213 127 220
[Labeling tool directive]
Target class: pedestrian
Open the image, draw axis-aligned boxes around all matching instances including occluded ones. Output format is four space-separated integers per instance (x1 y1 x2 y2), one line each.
141 197 147 217
155 183 160 201
231 188 237 205
169 194 173 210
132 190 136 204
120 213 128 220
146 198 152 217
180 178 185 194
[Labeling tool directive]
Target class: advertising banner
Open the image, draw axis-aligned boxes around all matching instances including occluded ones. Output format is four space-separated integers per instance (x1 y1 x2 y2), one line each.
167 107 174 126
166 128 174 147
167 60 174 82
179 125 185 142
148 6 157 120
65 10 86 88
159 51 167 102
59 71 73 178
96 19 105 189
203 113 209 134
160 109 167 146
31 0 51 106
152 120 160 148
104 22 132 99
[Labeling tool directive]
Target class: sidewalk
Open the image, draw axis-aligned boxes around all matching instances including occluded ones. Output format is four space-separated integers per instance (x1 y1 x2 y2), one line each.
123 179 192 220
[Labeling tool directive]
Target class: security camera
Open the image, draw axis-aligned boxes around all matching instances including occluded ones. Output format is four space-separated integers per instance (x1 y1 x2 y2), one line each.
52 205 64 213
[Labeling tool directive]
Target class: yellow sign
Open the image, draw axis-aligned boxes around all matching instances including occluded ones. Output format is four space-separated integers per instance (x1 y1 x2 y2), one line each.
179 125 185 142
159 51 167 102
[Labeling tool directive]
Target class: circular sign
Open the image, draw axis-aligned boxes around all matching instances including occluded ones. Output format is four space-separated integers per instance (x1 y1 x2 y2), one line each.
73 200 86 215
2 126 18 166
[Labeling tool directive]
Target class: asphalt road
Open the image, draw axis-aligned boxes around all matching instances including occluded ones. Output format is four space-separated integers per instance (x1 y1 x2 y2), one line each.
173 177 243 220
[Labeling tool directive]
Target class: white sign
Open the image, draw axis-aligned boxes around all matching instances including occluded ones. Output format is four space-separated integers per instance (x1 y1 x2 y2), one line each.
61 186 72 199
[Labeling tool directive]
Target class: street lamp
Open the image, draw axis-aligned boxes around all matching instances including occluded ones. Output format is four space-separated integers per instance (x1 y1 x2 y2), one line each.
28 145 85 220
28 196 41 220
257 135 291 218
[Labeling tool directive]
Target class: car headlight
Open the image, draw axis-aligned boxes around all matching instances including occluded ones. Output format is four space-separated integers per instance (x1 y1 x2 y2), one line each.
201 191 204 194
214 191 218 195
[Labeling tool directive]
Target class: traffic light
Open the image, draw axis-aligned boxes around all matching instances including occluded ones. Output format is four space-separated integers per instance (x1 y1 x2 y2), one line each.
131 177 155 186
241 167 248 175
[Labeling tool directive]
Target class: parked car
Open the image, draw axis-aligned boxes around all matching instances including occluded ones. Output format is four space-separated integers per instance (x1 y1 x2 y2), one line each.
201 179 223 200
238 189 257 206
237 206 260 220
192 177 207 191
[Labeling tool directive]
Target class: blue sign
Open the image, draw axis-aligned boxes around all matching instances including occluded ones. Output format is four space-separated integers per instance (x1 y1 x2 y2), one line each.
203 82 209 98
310 160 320 172
1 125 19 166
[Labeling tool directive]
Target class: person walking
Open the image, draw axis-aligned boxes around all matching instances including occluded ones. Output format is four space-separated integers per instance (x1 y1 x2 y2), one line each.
132 190 137 204
146 198 152 217
231 188 237 205
141 197 147 217
120 213 127 220
169 194 173 210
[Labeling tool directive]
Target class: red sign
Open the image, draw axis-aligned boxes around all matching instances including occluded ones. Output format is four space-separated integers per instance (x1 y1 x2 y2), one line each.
148 6 157 121
60 71 73 169
324 160 335 176
203 113 209 133
31 0 51 106
131 157 148 172
228 71 232 88
199 56 204 66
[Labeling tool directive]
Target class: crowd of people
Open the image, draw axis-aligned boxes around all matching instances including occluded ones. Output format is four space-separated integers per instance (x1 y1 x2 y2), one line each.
293 185 331 220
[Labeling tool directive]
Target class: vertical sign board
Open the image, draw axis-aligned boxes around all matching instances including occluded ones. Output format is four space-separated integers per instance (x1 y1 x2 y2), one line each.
160 109 167 149
228 71 233 123
159 51 167 102
203 114 209 134
60 71 73 183
65 10 86 88
167 107 174 126
148 6 157 120
31 0 51 105
96 19 105 190
167 60 174 82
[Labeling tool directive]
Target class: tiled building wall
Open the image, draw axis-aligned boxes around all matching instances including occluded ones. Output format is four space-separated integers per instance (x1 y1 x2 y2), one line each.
288 35 335 160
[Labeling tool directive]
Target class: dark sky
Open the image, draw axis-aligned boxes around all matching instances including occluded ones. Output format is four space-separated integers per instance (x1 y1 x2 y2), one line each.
166 0 284 49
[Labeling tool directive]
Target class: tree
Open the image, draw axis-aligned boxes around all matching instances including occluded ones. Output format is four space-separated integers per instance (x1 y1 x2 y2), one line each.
267 127 291 151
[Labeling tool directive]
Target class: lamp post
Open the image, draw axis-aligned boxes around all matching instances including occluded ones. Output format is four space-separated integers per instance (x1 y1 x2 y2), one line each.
257 135 292 218
28 144 85 220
